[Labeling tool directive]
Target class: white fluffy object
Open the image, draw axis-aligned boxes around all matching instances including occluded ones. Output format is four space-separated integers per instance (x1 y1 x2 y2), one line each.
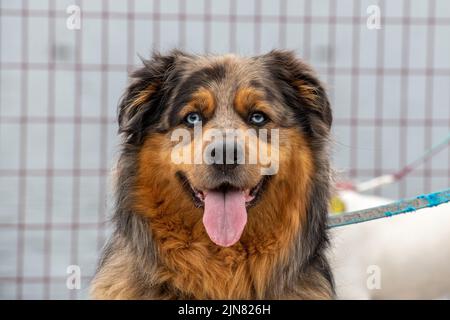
329 190 450 299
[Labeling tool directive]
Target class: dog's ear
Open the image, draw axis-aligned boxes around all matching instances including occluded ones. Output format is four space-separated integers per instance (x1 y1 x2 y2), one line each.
118 50 186 145
261 50 332 137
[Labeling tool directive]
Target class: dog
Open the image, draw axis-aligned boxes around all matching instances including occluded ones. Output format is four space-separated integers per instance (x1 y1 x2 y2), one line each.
90 50 334 299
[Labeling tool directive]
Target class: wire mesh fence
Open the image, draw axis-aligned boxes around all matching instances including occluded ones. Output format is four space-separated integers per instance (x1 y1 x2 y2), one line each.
0 0 449 299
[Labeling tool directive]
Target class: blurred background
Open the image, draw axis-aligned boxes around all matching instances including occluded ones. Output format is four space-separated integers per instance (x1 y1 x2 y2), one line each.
0 0 449 299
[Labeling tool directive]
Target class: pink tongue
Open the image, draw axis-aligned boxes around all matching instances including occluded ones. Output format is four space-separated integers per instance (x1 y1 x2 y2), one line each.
203 190 248 247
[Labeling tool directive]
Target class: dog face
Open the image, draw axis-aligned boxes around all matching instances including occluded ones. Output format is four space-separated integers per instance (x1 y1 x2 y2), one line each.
119 50 331 248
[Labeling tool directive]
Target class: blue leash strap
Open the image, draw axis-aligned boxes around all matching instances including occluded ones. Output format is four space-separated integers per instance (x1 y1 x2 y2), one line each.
328 188 450 228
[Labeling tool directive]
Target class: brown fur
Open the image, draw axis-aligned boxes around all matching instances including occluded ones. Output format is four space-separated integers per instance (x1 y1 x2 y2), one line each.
129 84 156 109
91 50 334 300
233 87 283 124
136 131 310 299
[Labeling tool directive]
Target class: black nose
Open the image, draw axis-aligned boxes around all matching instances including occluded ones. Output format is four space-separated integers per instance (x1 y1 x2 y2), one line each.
210 141 242 172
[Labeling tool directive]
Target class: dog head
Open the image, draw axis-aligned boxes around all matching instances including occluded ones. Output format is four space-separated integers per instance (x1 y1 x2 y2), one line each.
118 50 331 248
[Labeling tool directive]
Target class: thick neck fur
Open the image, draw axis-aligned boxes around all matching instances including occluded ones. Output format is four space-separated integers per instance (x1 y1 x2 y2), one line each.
91 130 333 299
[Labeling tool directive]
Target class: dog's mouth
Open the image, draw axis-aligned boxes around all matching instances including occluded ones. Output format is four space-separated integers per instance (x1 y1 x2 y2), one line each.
176 172 268 247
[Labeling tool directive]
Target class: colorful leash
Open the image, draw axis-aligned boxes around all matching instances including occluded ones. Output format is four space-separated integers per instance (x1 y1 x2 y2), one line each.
328 188 450 228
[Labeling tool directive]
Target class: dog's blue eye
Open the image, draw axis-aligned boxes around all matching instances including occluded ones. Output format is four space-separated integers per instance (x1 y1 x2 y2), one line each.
185 112 202 126
249 112 267 125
